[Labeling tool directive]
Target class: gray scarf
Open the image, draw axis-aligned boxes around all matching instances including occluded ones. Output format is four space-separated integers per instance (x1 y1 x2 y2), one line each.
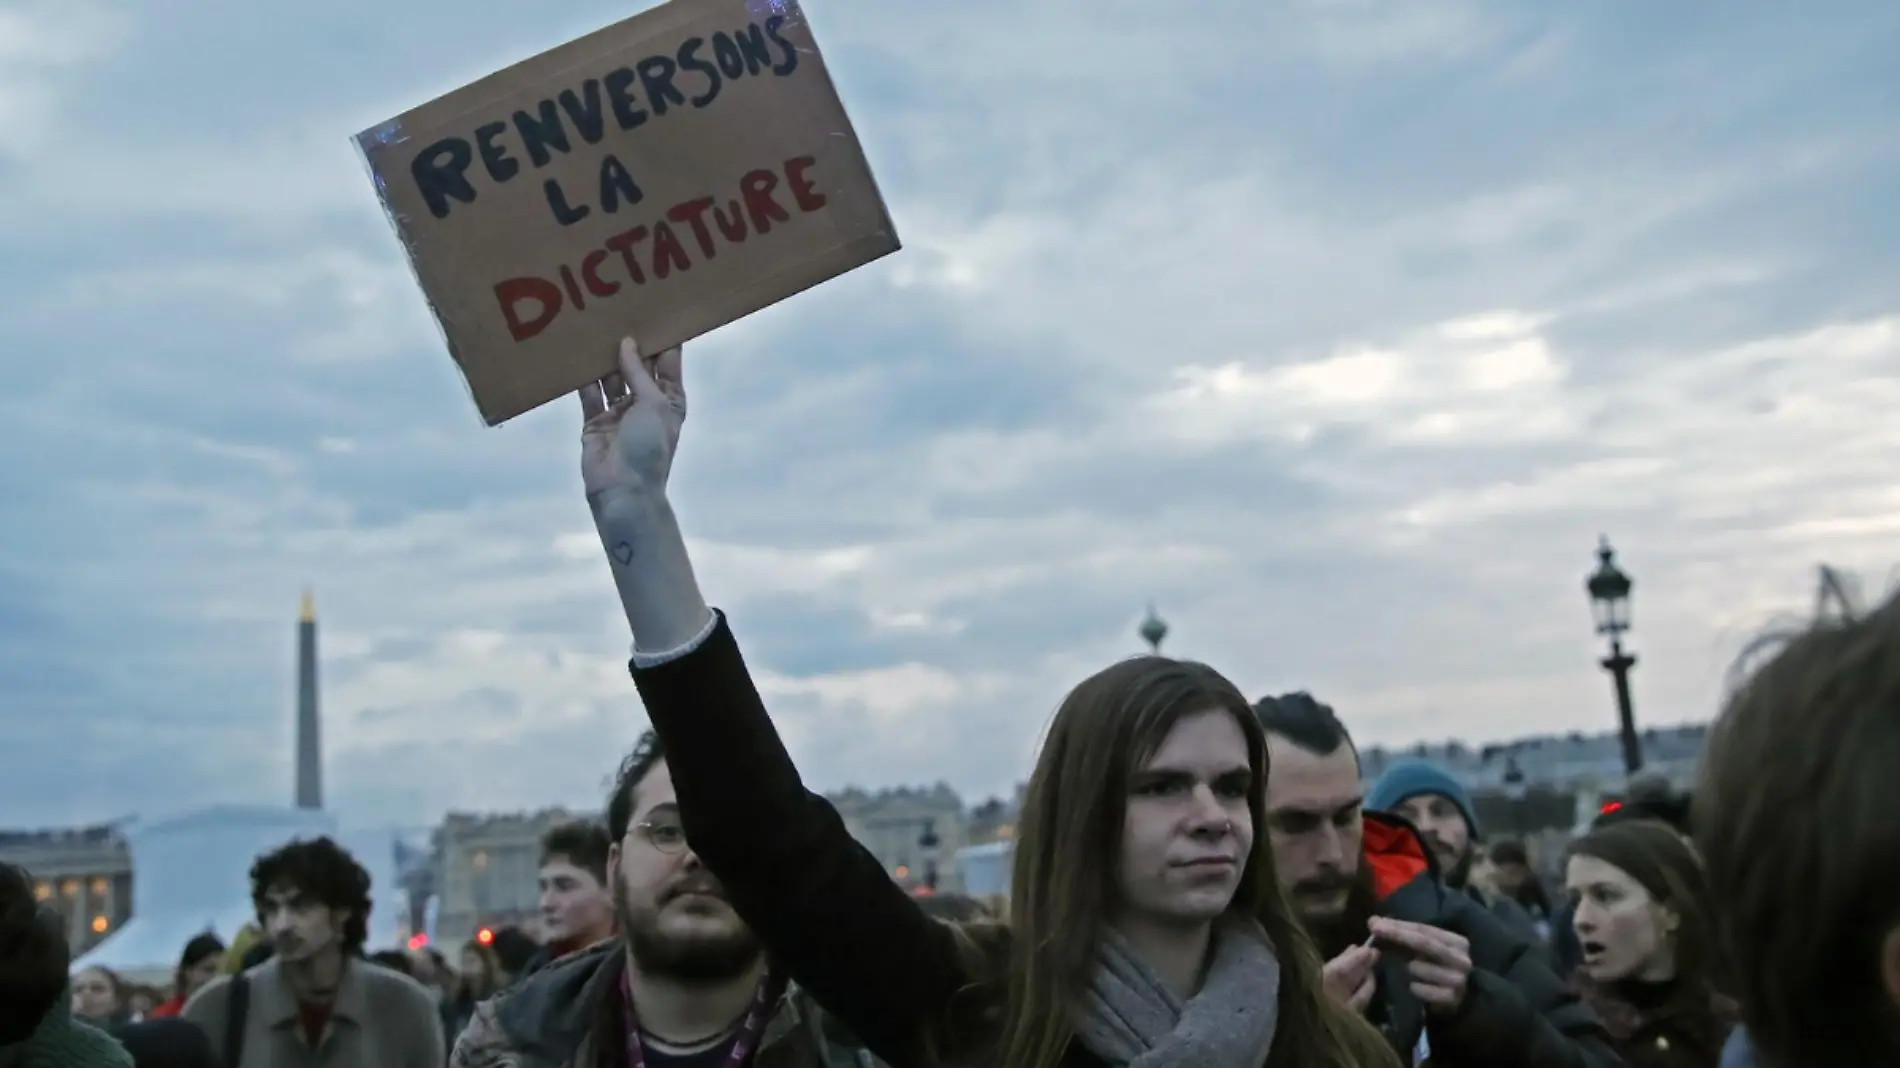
1074 922 1282 1068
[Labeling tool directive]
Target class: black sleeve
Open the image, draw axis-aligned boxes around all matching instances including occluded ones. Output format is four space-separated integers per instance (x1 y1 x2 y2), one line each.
631 614 968 1065
1429 896 1623 1068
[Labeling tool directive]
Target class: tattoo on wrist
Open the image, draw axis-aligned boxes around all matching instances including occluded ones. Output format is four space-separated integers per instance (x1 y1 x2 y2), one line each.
611 541 634 566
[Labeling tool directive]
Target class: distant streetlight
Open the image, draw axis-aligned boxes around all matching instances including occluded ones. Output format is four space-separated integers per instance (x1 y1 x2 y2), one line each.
1139 605 1169 654
1585 536 1642 775
918 820 942 891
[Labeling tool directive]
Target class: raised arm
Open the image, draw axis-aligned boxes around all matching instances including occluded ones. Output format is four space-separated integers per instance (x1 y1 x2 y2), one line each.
580 339 969 1065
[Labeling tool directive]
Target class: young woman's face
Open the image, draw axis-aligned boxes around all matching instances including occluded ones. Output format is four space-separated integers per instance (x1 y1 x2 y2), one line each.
71 967 120 1019
1117 710 1254 928
1565 855 1674 982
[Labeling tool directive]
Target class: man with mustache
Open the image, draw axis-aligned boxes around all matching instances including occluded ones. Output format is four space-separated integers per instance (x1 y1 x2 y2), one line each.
1365 760 1545 948
451 730 838 1068
1254 693 1617 1068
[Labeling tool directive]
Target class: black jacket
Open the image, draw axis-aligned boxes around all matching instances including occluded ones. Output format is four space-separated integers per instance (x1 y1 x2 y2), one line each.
1359 812 1620 1068
631 615 1286 1068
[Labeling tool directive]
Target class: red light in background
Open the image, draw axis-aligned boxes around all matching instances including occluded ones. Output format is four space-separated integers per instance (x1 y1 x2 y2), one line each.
1599 801 1624 815
476 927 495 946
406 933 428 950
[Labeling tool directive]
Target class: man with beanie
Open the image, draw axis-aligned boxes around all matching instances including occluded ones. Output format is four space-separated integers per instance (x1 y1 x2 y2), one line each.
1368 760 1545 947
0 861 134 1067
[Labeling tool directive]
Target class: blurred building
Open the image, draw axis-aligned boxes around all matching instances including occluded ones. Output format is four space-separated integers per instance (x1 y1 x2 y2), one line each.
831 784 969 894
0 824 134 953
432 808 596 949
1360 723 1707 794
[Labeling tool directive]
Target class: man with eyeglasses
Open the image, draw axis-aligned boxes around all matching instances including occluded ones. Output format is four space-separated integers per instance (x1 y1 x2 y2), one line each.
452 730 835 1068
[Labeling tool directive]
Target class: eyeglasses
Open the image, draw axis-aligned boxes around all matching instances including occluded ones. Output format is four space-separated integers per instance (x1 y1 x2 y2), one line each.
633 818 689 855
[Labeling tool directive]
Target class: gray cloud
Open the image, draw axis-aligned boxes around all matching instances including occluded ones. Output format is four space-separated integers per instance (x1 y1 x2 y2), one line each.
2 0 1897 828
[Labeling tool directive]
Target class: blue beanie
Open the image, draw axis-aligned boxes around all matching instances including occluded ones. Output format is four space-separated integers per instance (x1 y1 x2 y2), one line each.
1367 760 1480 837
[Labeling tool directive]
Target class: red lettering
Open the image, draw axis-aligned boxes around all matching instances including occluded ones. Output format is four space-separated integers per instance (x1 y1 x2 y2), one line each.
739 169 790 234
712 199 748 242
604 226 650 285
650 221 691 279
580 249 620 297
494 277 562 342
666 198 719 259
558 265 587 310
784 156 826 212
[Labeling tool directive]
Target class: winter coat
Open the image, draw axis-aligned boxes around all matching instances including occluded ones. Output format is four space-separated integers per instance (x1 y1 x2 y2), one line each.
447 940 835 1068
1357 812 1620 1068
183 956 444 1068
0 1001 133 1068
1570 974 1736 1068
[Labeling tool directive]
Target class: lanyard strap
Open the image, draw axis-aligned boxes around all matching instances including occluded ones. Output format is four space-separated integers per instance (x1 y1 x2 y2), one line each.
619 967 780 1068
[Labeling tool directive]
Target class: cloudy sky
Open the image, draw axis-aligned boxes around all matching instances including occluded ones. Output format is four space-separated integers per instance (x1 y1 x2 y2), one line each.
3 0 1896 830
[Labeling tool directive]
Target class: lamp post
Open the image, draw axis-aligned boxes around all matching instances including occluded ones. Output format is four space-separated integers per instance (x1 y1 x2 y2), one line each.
919 820 942 891
1585 536 1643 775
1139 605 1169 654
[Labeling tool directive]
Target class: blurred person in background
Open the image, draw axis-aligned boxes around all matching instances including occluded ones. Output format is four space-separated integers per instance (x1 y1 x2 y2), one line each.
485 927 538 988
111 1018 220 1068
0 861 131 1066
370 949 419 978
148 933 226 1019
444 940 501 1046
72 965 131 1028
1565 819 1735 1068
1486 840 1555 939
183 837 444 1068
522 820 616 978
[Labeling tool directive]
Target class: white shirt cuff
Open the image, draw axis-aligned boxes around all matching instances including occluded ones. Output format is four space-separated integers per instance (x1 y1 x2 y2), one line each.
629 610 720 670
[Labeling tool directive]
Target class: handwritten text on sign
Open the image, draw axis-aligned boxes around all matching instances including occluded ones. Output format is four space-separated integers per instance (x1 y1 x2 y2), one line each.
359 0 899 425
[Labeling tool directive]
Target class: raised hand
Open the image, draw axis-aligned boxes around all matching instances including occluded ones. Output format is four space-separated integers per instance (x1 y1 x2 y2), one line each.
579 337 686 508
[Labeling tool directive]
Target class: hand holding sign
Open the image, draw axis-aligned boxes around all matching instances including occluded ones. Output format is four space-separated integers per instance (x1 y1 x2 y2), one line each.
580 337 686 508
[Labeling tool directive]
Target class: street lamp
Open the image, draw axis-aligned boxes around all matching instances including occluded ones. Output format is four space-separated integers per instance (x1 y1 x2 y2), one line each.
1585 536 1642 775
1139 605 1169 654
918 820 942 891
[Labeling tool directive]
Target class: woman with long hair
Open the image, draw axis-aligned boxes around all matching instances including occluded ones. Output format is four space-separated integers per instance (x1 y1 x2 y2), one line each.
445 939 501 1042
1565 819 1735 1068
577 339 1399 1068
147 933 225 1018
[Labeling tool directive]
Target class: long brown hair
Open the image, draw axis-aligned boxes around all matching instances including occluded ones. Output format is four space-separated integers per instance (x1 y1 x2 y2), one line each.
998 656 1398 1068
1567 820 1725 1027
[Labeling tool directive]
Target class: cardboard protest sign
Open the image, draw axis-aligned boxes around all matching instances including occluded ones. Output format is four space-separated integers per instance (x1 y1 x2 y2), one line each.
357 0 900 425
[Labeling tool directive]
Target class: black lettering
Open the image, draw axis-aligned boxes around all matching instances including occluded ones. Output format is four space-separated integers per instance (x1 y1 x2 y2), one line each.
678 37 722 108
650 221 691 278
711 32 746 79
712 200 748 242
411 138 476 219
734 23 772 75
512 100 573 168
604 226 651 284
598 154 643 214
667 198 718 258
765 15 799 76
603 67 648 131
636 56 686 116
557 79 607 144
473 123 518 184
544 178 591 225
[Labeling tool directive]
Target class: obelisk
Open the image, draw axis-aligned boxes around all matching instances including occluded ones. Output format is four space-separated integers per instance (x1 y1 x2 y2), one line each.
295 589 323 809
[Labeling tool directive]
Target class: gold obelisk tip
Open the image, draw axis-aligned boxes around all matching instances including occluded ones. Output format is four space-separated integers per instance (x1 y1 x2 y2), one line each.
299 589 316 623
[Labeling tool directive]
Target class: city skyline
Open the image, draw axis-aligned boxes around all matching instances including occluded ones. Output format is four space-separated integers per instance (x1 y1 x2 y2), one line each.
3 0 1896 829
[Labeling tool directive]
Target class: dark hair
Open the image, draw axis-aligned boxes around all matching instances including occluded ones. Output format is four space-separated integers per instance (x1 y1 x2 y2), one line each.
607 730 667 842
0 863 68 1044
1697 597 1900 1068
1568 820 1724 1035
240 941 275 970
540 820 612 885
248 837 373 954
172 932 226 1000
110 1018 220 1068
1488 839 1530 867
368 949 415 977
489 925 539 977
915 892 991 924
1252 691 1354 757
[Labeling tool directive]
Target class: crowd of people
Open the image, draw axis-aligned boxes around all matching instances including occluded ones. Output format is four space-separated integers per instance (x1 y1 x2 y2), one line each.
3 337 1894 1068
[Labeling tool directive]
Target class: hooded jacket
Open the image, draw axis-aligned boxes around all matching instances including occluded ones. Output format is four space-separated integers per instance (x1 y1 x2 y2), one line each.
1359 811 1619 1068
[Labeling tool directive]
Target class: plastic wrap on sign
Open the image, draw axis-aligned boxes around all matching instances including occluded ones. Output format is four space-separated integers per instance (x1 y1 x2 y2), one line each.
353 0 897 426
